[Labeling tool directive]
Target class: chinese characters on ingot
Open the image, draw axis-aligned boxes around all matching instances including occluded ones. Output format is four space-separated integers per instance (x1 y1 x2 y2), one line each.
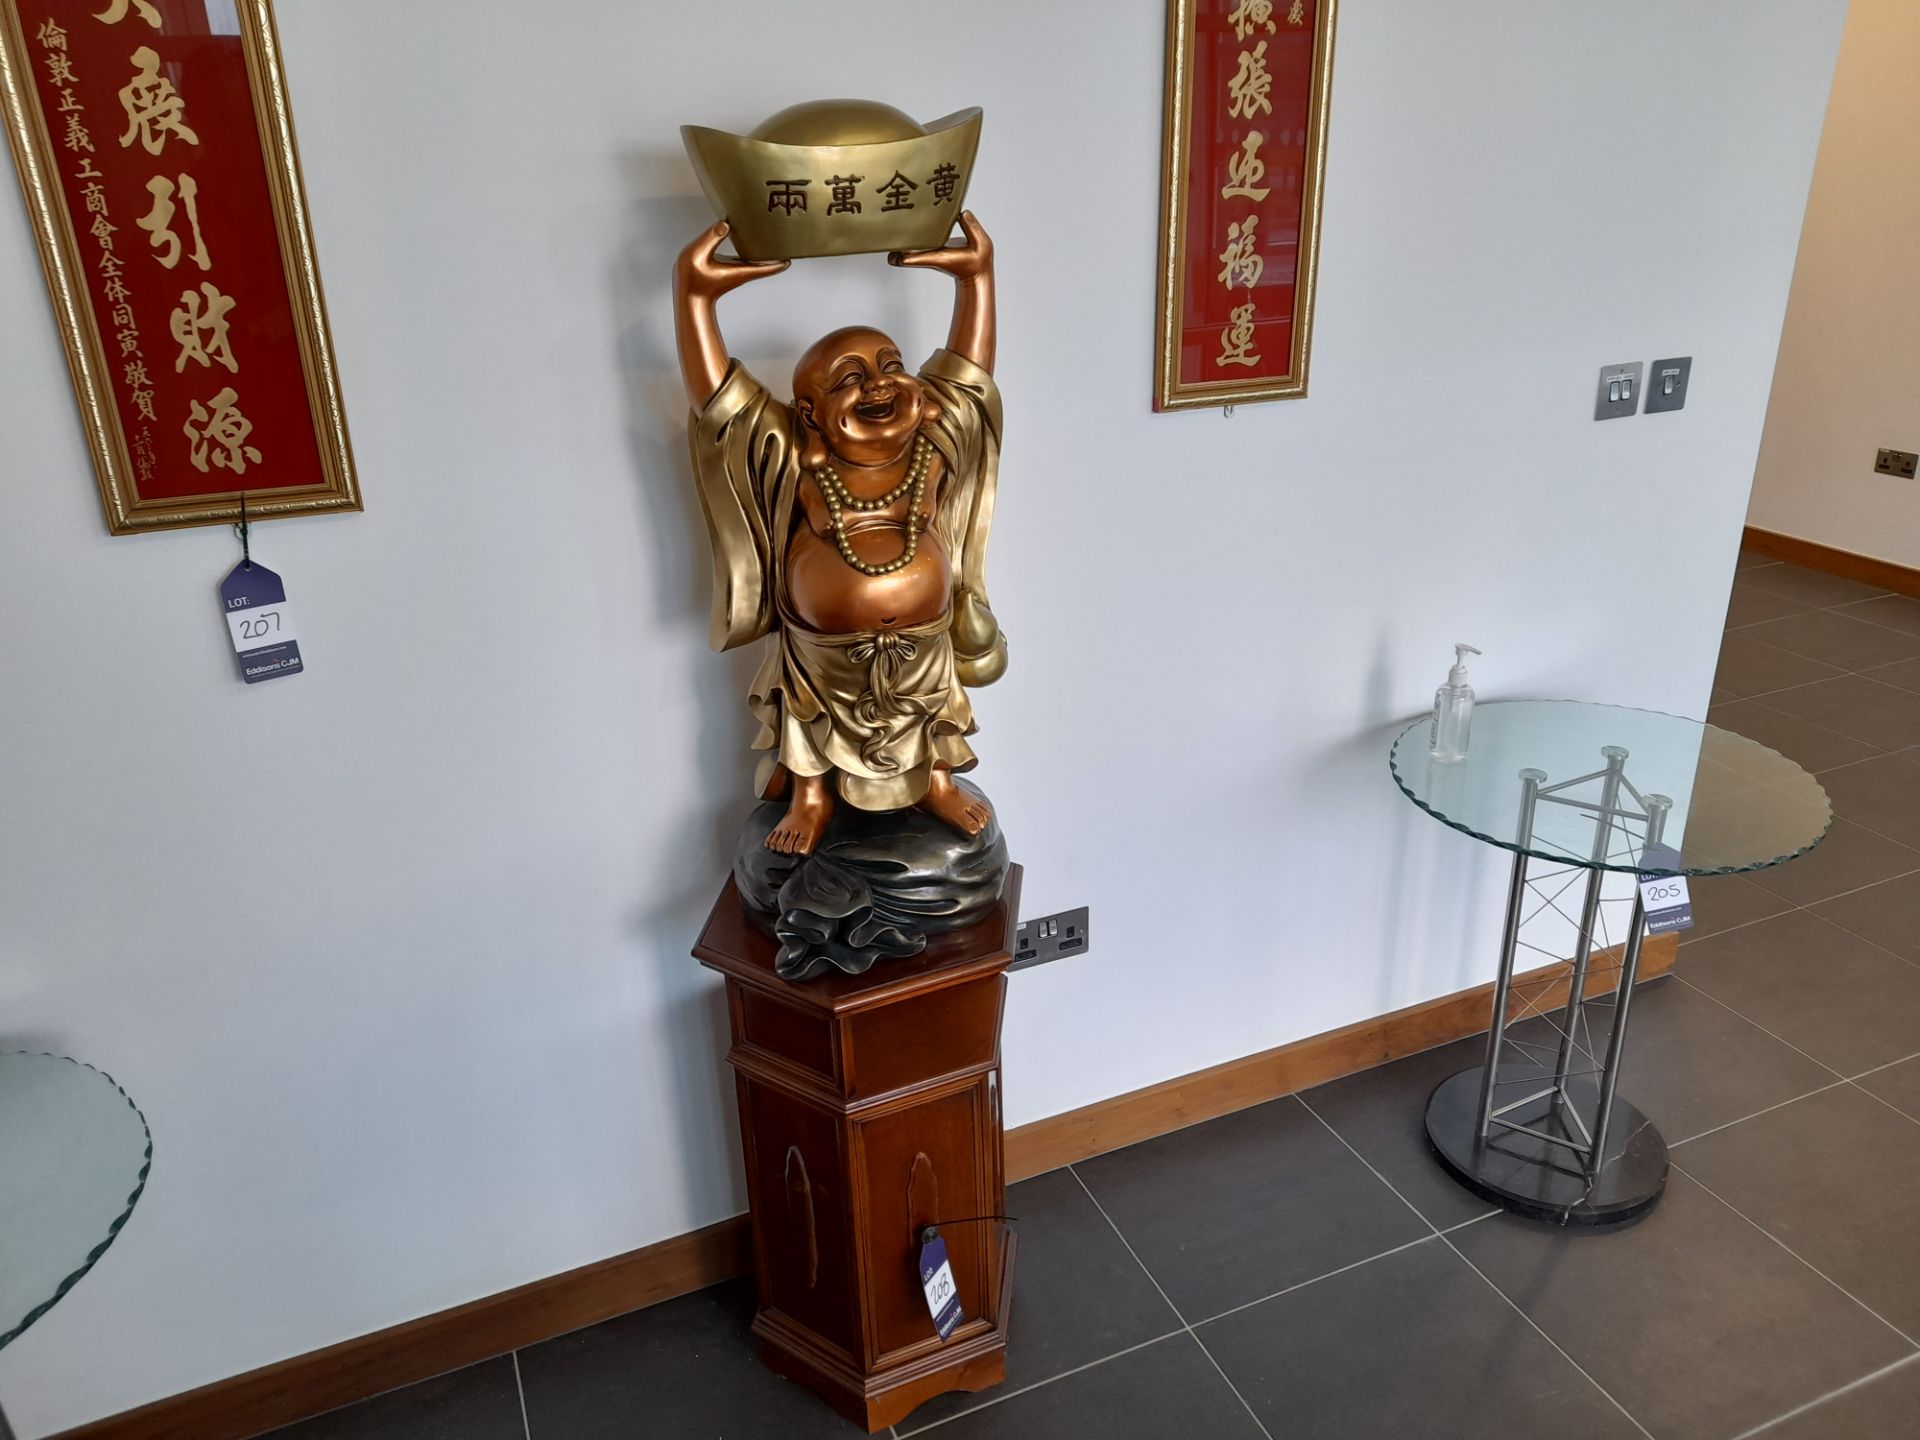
759 163 963 216
36 6 264 484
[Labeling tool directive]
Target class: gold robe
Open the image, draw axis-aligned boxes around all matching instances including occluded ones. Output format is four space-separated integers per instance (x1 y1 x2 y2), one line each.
687 347 1006 811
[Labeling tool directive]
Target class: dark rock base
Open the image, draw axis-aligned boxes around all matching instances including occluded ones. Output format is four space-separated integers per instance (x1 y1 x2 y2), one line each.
734 778 1010 982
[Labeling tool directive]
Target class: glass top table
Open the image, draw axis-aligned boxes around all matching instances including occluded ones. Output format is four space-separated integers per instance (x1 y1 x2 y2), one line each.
1 1053 151 1361
1388 700 1831 1228
1391 700 1832 875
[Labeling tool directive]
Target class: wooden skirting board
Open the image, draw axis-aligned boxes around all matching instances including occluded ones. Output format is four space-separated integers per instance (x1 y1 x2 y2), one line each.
60 935 1675 1440
1742 525 1920 600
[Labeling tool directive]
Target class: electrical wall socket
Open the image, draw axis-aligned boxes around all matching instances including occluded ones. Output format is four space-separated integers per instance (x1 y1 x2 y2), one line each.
1012 907 1089 971
1875 447 1918 480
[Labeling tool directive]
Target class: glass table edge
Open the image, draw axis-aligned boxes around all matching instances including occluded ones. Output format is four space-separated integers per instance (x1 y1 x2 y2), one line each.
1387 710 1836 878
0 1053 154 1353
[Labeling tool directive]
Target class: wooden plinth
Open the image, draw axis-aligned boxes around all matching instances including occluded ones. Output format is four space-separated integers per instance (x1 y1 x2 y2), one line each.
695 866 1022 1433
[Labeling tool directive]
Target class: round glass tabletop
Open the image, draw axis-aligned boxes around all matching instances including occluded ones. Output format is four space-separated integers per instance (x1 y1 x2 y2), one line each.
0 1054 151 1352
1390 700 1832 876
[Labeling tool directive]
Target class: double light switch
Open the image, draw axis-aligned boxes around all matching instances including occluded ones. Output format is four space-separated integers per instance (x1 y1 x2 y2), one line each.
1595 357 1691 420
1595 362 1644 421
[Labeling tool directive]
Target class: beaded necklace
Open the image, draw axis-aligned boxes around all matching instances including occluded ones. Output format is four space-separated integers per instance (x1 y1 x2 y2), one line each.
810 432 933 577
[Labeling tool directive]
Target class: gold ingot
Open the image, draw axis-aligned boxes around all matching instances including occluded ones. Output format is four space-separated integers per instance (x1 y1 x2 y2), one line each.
681 100 982 262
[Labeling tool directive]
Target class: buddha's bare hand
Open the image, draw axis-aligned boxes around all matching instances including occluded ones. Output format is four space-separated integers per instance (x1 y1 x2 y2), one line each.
675 222 790 305
675 222 788 407
889 211 993 282
892 212 995 372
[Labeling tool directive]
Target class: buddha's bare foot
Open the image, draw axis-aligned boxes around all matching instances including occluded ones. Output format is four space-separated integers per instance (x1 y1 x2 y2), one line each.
767 775 833 855
920 768 992 837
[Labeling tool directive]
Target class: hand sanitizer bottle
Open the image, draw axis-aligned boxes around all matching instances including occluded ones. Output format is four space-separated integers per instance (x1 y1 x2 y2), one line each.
1430 644 1482 763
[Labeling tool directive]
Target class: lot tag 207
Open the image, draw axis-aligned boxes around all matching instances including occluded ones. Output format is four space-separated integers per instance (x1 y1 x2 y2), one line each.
220 562 303 684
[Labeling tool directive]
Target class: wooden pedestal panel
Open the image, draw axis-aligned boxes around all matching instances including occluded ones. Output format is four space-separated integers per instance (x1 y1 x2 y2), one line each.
851 1075 998 1369
697 870 1021 1433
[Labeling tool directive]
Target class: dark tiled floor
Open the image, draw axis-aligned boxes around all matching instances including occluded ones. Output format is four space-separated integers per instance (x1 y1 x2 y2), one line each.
271 553 1920 1440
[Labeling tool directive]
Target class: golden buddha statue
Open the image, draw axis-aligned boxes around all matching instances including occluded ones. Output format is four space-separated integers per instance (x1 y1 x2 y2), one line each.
675 101 1010 977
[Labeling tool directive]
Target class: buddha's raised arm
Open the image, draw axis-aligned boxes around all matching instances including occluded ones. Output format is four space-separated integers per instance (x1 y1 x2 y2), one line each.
890 211 995 374
673 221 790 409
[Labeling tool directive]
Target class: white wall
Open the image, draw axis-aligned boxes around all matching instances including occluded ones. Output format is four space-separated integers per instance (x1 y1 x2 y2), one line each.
1747 0 1920 566
0 3 1844 1432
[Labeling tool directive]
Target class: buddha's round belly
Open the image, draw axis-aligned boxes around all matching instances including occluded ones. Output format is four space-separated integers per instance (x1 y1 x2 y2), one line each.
784 524 953 634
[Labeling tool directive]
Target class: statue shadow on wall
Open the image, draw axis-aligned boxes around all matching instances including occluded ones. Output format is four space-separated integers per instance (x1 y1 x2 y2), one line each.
609 154 756 1220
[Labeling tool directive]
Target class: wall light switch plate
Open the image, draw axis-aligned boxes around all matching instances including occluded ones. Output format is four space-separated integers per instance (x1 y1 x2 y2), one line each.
1645 356 1692 414
1595 362 1643 421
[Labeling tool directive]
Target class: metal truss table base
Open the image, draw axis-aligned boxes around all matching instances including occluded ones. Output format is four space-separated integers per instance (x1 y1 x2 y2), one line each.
1426 1064 1669 1227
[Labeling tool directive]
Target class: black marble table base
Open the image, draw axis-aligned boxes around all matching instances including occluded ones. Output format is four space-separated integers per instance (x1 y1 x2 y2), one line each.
1425 1065 1669 1227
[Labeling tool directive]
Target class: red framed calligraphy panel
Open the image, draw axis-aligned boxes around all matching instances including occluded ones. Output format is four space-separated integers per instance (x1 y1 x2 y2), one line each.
1 0 357 532
1154 0 1336 411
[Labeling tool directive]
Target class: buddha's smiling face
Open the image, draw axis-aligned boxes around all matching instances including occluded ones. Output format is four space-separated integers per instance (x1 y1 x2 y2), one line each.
794 327 934 467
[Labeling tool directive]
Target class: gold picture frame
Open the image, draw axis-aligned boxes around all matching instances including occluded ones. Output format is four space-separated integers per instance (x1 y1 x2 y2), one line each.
0 0 358 532
1154 0 1337 411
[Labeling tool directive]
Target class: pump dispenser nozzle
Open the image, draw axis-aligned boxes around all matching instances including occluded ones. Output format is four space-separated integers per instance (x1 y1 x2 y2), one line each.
1449 643 1482 684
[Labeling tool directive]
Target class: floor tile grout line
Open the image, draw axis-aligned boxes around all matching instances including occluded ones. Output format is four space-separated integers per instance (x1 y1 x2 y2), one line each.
1063 1165 1190 1329
1730 579 1909 633
1729 689 1920 768
894 1329 1190 1437
1845 1077 1920 1130
1190 1231 1441 1327
1790 894 1920 973
510 1350 531 1440
1187 1324 1280 1440
1693 871 1850 959
1296 1096 1656 1440
1726 1348 1920 1440
1666 1078 1853 1149
1846 1049 1920 1083
1787 862 1920 911
1684 909 1796 948
1668 1155 1920 1349
1720 675 1846 705
1671 974 1848 1080
1820 598 1920 640
1806 751 1920 797
1063 1163 1277 1440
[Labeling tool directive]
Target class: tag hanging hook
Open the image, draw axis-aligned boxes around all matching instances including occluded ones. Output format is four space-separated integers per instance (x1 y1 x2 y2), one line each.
233 493 251 570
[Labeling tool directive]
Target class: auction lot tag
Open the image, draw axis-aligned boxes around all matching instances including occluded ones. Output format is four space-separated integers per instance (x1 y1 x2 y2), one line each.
918 1232 963 1339
221 562 303 683
1637 842 1693 935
